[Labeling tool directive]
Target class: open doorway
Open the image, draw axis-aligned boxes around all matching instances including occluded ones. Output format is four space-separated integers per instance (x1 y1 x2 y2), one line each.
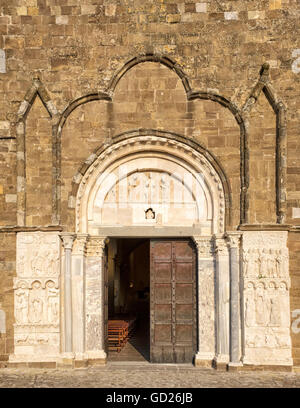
107 238 150 362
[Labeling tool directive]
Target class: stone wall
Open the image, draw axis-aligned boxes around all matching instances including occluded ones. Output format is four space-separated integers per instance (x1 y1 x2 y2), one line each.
0 232 16 362
0 0 300 365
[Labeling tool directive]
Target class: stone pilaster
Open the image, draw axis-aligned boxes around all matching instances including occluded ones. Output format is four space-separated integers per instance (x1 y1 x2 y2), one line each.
242 231 293 366
226 232 243 367
10 232 61 363
213 235 230 367
193 236 215 367
85 236 107 362
60 233 76 356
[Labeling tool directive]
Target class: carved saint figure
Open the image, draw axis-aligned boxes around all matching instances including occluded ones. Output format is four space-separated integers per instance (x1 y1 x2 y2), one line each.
46 281 59 324
269 297 281 326
245 294 256 327
160 173 169 202
255 292 266 326
128 174 139 202
43 251 58 277
275 250 282 278
253 249 260 277
29 281 44 324
31 248 44 275
15 290 28 324
267 249 275 277
247 249 257 277
243 250 250 277
259 249 268 276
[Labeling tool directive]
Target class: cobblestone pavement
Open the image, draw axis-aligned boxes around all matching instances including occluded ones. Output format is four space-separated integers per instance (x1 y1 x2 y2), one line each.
0 363 300 388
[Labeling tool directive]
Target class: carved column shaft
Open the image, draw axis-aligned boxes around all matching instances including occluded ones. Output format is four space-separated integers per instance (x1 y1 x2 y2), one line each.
60 233 75 354
214 236 230 363
85 236 107 360
72 234 88 357
226 233 242 366
193 236 215 364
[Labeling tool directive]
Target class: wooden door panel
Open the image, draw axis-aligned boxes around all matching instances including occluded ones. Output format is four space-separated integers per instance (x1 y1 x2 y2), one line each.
175 263 193 282
154 284 172 303
153 242 172 259
174 241 194 258
155 263 172 282
175 304 193 321
154 324 172 343
175 283 193 303
150 239 196 364
176 325 193 342
155 304 172 322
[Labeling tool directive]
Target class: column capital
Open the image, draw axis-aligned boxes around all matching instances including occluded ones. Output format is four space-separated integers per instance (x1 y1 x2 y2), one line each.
192 236 213 257
86 236 107 257
60 233 76 250
225 232 242 249
213 235 228 256
72 234 89 256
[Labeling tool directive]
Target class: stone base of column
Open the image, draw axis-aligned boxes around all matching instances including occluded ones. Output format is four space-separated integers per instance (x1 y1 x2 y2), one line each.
85 350 107 366
8 354 57 369
194 352 214 368
212 354 229 370
227 361 243 371
57 352 75 367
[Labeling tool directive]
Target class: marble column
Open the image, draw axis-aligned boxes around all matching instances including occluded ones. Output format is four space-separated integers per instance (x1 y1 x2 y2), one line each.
193 236 215 366
85 236 107 362
213 235 230 366
72 234 88 360
60 233 76 356
226 232 242 367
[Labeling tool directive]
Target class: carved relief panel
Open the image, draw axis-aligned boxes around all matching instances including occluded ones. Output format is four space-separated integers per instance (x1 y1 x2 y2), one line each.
11 232 61 361
242 231 292 366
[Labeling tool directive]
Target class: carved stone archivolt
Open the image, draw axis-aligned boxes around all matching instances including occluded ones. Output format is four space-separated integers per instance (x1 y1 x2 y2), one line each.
75 135 226 234
242 231 292 365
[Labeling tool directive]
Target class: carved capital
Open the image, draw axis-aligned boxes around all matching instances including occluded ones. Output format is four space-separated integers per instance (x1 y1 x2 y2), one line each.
213 235 228 256
192 236 213 257
60 233 76 250
72 234 89 256
86 236 107 257
225 232 242 249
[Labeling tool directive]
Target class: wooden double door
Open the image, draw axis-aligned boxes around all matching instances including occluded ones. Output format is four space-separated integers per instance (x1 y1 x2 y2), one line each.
150 239 197 363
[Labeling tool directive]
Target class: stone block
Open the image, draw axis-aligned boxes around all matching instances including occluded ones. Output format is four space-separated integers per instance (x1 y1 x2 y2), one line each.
56 16 68 25
195 3 207 13
166 14 181 24
224 12 238 20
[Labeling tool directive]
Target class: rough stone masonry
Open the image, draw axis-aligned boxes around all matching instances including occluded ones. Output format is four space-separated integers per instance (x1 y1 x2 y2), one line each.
0 0 300 371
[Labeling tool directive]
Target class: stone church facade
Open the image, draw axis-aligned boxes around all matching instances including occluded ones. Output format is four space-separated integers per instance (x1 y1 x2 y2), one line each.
0 0 299 370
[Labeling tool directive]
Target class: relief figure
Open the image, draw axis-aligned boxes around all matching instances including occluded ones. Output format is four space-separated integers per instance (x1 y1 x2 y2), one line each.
245 294 256 327
46 281 59 324
29 281 44 324
15 290 28 324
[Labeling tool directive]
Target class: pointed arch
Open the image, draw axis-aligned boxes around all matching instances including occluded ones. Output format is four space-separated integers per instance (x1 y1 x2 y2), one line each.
53 55 248 227
16 79 59 226
242 63 287 224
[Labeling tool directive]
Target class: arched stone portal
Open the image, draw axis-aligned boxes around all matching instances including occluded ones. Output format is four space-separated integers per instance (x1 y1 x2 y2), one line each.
70 133 228 365
75 133 227 235
10 132 293 369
